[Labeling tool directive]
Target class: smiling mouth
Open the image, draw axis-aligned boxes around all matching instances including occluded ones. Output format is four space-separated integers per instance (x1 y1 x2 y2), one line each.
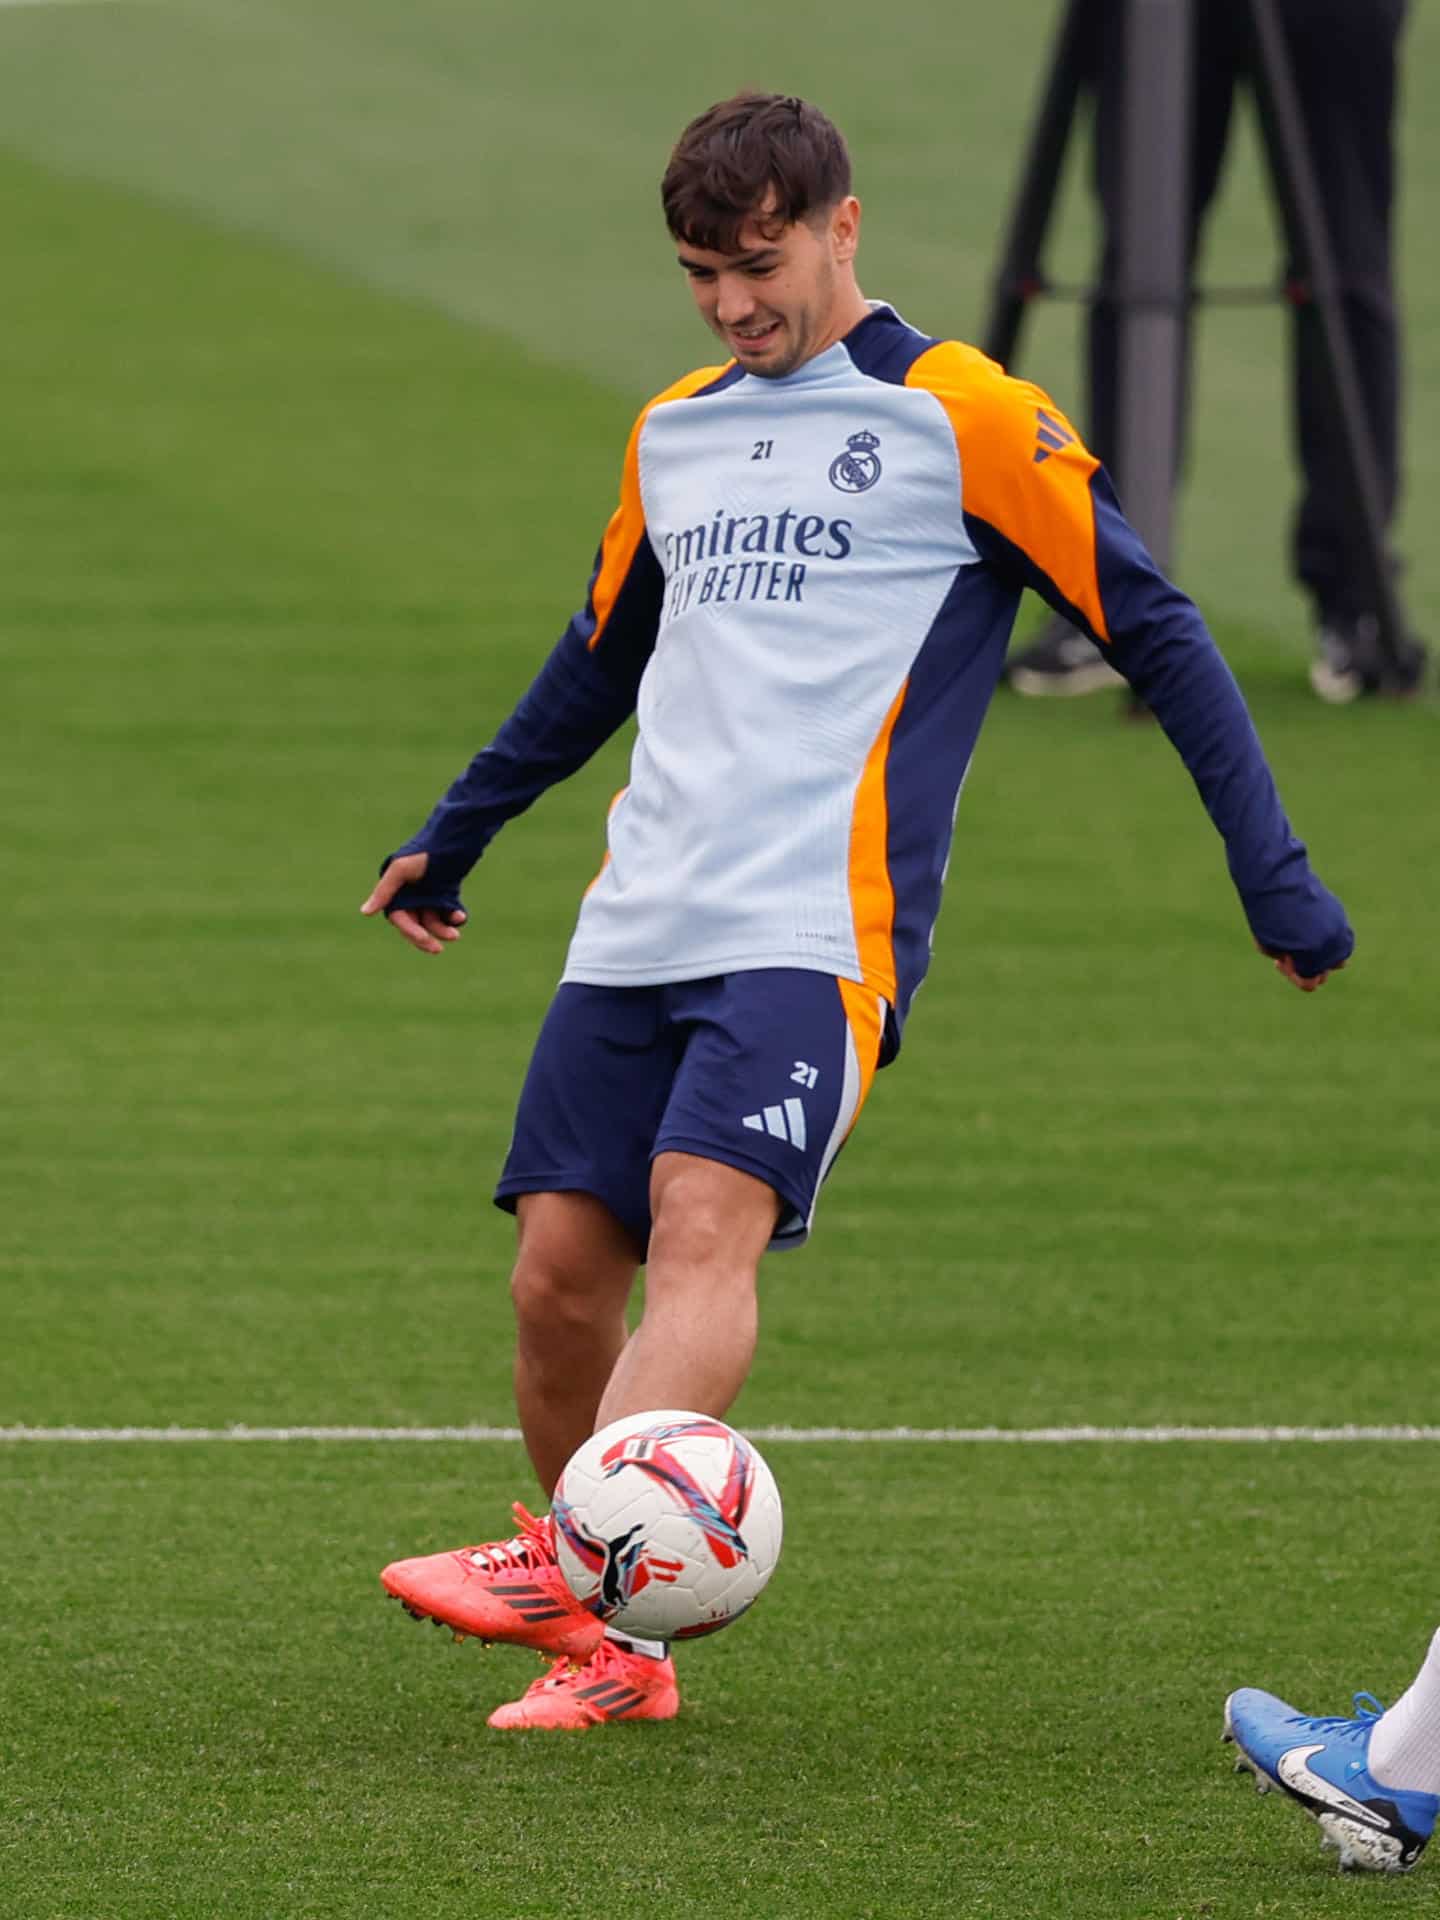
730 320 781 349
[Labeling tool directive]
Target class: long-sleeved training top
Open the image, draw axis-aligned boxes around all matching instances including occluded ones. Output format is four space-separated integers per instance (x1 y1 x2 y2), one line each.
388 302 1353 1058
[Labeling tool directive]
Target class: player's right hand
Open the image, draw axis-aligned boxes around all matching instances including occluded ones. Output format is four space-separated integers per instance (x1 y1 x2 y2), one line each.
1257 943 1347 993
360 851 468 955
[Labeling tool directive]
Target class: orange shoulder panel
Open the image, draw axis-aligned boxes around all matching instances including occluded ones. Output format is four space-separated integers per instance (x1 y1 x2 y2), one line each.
588 362 733 650
905 341 1109 644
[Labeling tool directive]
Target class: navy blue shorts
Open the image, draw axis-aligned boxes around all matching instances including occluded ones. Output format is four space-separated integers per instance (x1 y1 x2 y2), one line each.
495 969 887 1254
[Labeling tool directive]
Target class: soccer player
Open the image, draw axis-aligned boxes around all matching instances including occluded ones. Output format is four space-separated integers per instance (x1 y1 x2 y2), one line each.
363 92 1353 1731
1224 1628 1440 1872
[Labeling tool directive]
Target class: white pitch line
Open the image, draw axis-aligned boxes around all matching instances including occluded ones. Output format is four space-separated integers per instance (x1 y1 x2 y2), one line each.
3 1423 1440 1444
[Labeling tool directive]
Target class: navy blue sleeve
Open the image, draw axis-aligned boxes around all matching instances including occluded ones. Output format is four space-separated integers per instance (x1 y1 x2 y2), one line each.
969 470 1354 977
381 538 663 917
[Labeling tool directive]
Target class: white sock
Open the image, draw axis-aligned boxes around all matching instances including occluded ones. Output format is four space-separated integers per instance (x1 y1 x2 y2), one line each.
605 1628 668 1662
1368 1627 1440 1796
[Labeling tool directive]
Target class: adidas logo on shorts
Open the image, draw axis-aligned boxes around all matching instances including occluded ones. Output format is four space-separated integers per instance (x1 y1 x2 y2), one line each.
741 1099 807 1150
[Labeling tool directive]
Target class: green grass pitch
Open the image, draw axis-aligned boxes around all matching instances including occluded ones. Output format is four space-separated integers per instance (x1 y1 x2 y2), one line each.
2 4 1439 1914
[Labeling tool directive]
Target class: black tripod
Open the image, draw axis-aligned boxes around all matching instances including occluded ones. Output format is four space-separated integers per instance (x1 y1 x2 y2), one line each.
983 0 1414 684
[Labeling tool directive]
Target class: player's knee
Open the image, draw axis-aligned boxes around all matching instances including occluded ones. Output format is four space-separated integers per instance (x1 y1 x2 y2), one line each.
647 1156 778 1289
510 1193 637 1336
510 1249 616 1336
646 1200 762 1302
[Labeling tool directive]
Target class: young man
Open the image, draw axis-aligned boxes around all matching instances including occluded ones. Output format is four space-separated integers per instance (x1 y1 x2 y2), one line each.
363 92 1352 1731
1224 1627 1440 1872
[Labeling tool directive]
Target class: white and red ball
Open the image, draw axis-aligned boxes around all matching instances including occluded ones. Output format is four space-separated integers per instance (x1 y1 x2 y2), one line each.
553 1410 783 1640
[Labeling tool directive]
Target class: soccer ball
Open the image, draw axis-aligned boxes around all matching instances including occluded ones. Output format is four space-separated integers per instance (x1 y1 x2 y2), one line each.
552 1409 783 1640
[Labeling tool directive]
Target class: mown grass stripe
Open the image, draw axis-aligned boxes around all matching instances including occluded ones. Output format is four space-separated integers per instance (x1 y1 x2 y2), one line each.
4 1424 1440 1444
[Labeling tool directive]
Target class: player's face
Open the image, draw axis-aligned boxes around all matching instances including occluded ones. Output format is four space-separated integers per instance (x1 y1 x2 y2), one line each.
677 196 863 379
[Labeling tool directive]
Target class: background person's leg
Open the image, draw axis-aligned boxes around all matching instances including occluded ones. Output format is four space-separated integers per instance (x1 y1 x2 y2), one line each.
1278 0 1414 693
1007 0 1246 695
1088 0 1244 474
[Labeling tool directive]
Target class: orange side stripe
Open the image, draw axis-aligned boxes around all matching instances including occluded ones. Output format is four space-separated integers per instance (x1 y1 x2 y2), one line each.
906 340 1110 644
582 786 630 896
847 680 905 1006
837 977 885 1135
588 362 732 652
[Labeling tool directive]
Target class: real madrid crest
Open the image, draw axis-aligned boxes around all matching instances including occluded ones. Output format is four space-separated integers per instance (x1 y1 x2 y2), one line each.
828 429 882 494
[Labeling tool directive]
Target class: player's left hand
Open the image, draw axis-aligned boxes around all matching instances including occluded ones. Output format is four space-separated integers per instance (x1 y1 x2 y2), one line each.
1261 947 1346 993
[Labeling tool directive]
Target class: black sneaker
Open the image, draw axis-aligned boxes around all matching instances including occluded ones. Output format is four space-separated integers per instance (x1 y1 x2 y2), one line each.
1005 619 1124 697
1310 612 1428 704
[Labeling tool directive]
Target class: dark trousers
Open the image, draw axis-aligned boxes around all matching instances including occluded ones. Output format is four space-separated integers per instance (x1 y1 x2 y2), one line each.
1084 0 1407 618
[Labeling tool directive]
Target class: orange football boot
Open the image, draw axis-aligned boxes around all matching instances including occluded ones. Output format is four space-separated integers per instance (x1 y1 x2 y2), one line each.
487 1638 680 1731
381 1503 603 1661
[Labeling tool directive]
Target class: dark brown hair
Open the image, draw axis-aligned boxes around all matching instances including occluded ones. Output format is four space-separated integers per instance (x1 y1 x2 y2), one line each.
661 92 852 253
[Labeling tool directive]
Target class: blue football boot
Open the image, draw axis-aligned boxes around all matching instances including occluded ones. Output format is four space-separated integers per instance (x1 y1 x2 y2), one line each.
1223 1687 1439 1873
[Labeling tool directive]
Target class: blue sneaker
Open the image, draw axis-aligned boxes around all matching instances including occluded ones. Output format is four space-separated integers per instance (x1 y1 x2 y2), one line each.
1223 1687 1439 1873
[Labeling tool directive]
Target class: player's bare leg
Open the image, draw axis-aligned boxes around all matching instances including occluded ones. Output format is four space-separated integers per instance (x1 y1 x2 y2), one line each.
484 1172 758 1734
596 1151 779 1426
380 1191 635 1657
485 1155 774 1728
382 1163 772 1677
511 1191 641 1491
